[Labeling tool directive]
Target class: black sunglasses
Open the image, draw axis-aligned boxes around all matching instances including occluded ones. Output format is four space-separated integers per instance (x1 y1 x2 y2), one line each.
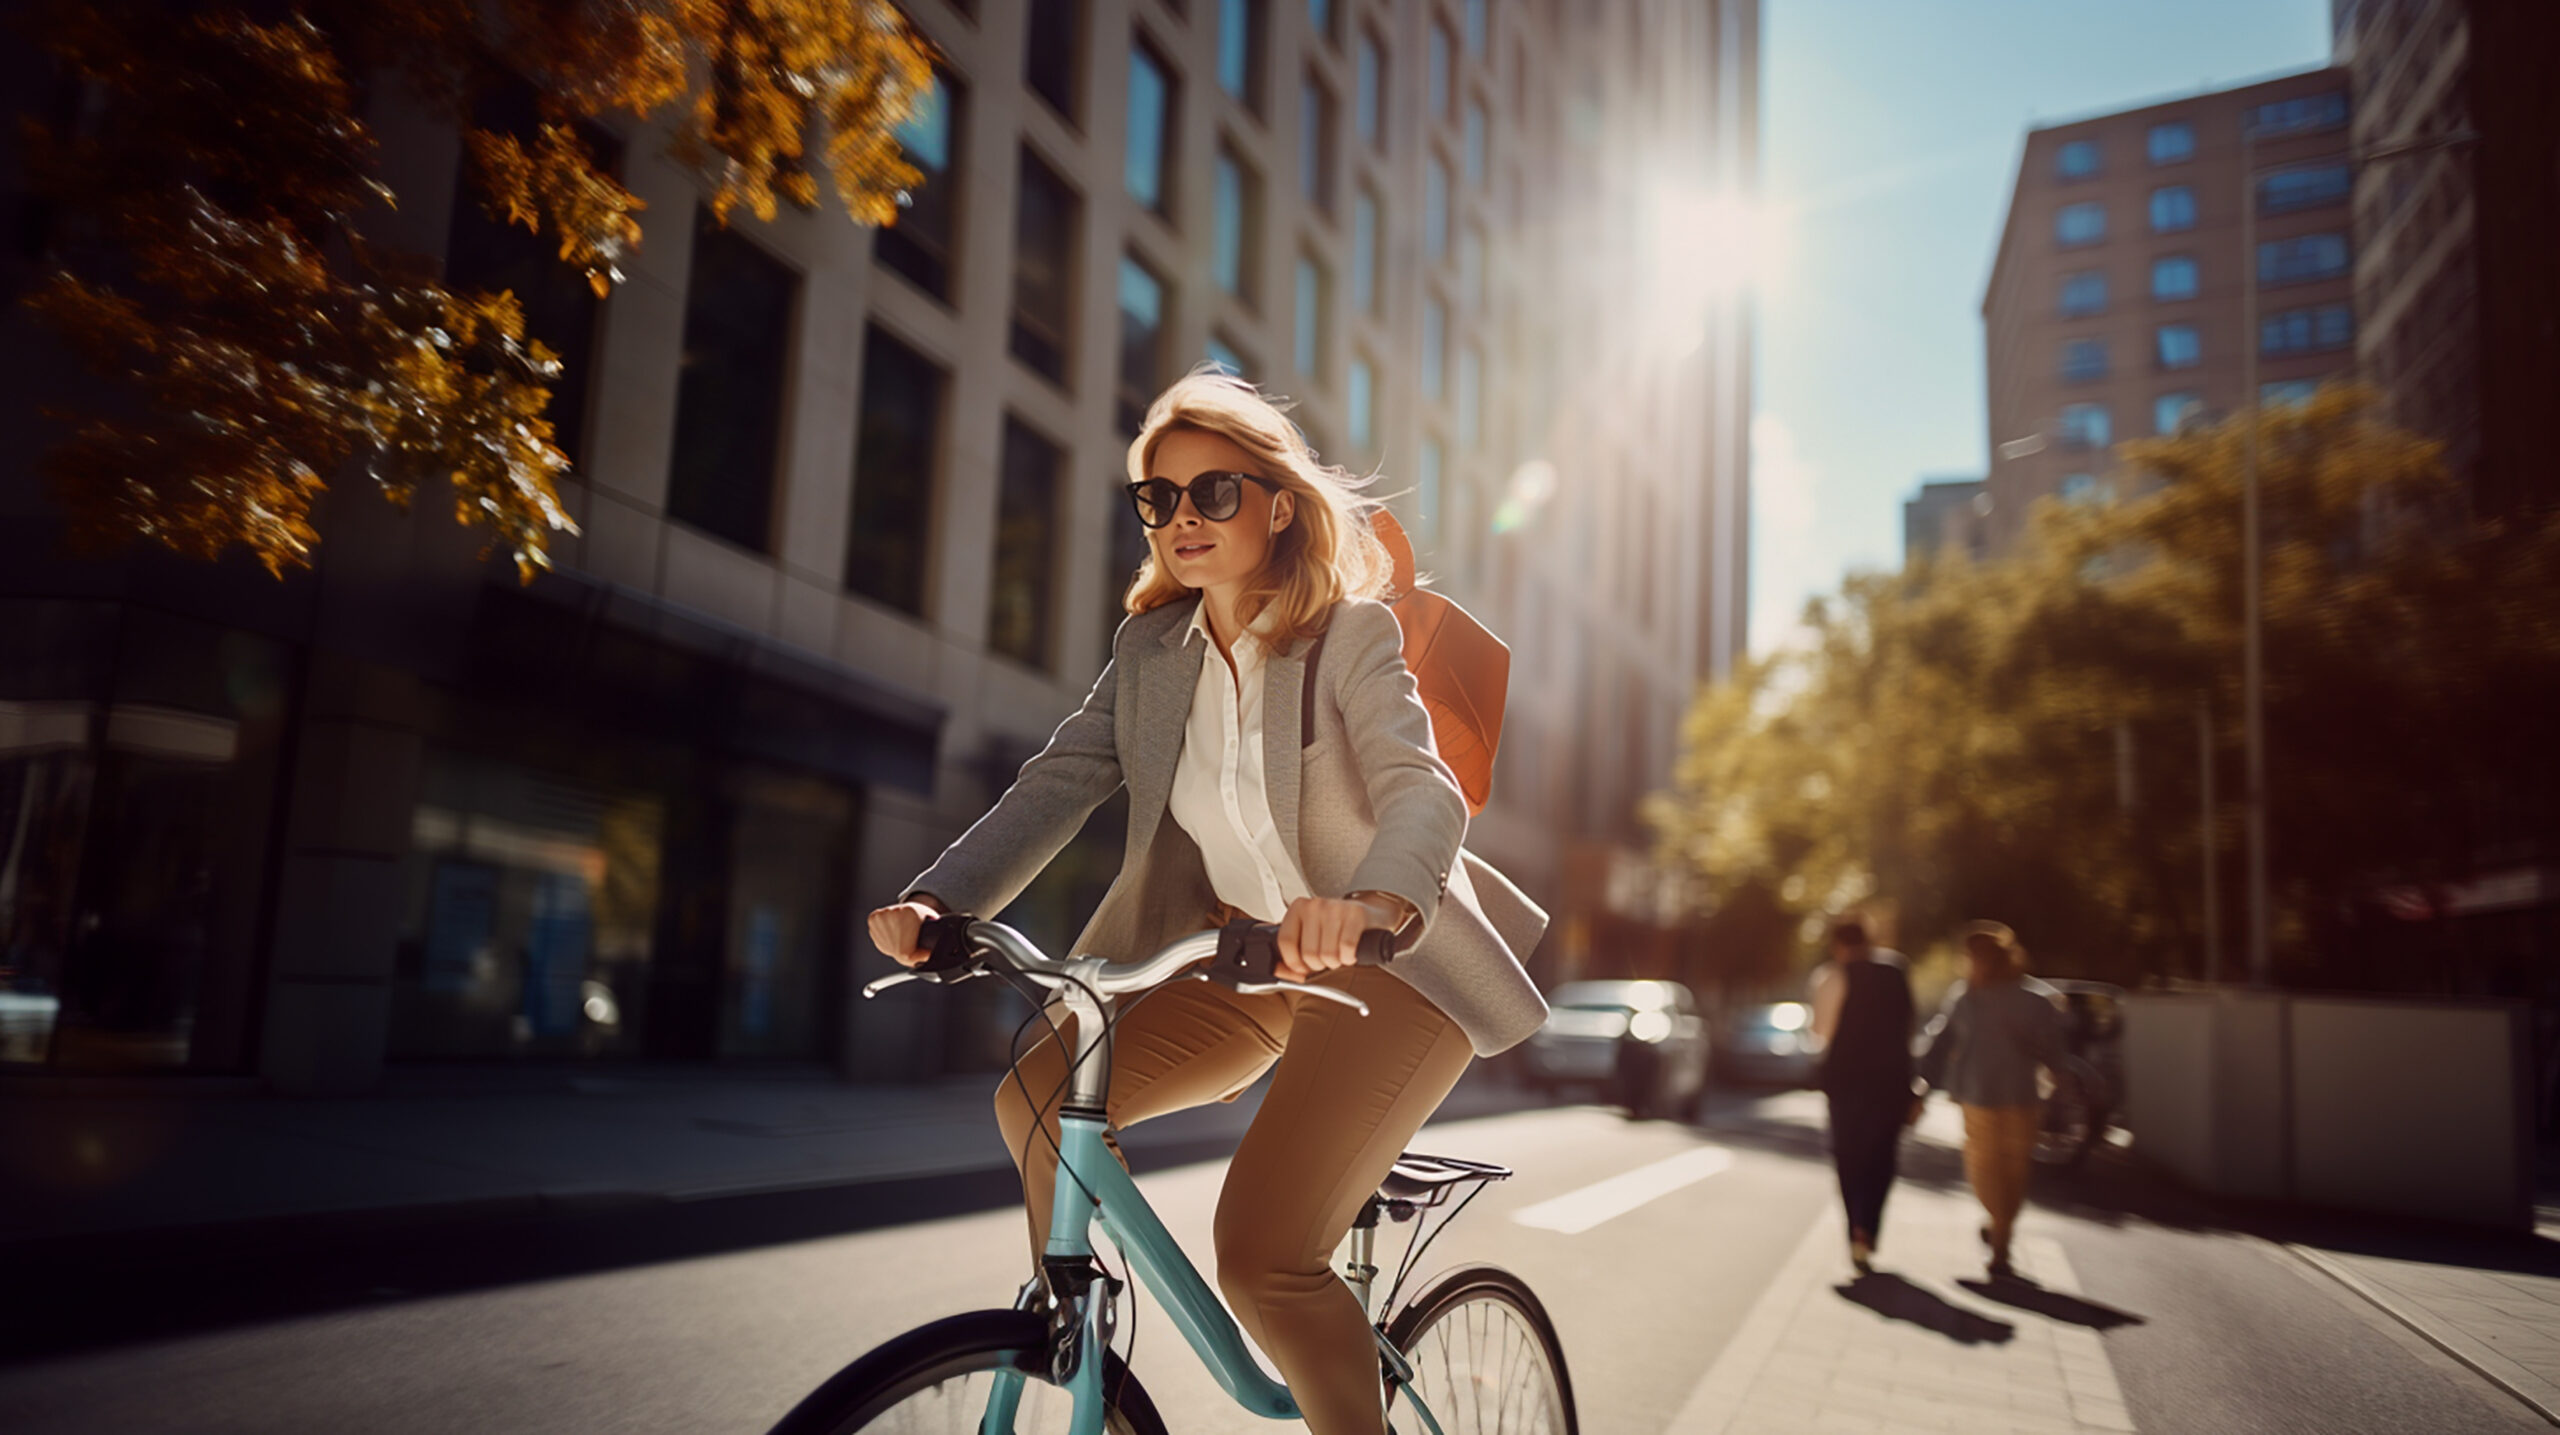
1124 470 1283 529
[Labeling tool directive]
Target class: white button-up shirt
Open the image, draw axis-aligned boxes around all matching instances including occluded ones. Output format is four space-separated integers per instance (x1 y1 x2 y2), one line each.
1166 601 1313 923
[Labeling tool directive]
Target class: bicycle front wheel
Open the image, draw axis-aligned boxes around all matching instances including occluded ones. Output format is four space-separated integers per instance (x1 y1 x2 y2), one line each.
767 1309 1166 1435
1383 1266 1579 1435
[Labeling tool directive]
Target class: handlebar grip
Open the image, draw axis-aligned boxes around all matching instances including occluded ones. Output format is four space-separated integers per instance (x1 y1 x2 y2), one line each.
1355 928 1397 966
914 913 977 974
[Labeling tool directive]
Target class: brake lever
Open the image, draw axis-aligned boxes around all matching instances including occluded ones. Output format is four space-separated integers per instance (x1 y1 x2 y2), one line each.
1215 974 1372 1017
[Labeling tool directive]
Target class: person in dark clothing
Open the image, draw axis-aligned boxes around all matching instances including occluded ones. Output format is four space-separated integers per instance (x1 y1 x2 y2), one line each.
1809 918 1918 1274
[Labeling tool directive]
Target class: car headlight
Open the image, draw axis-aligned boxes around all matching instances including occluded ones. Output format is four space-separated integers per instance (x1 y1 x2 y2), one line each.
1766 1003 1808 1032
1628 1010 1673 1044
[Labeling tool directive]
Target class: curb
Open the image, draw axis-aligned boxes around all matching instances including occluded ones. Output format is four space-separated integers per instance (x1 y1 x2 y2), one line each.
2283 1242 2560 1429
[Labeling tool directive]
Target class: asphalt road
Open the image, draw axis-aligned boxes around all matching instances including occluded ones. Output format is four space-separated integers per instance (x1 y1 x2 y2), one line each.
0 1088 2542 1433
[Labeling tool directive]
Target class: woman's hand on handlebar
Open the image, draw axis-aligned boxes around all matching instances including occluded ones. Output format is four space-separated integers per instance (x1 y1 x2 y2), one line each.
1276 894 1401 981
867 896 948 968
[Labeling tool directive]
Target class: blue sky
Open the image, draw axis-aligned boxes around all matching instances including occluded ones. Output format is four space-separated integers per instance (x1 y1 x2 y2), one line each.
1750 0 2334 655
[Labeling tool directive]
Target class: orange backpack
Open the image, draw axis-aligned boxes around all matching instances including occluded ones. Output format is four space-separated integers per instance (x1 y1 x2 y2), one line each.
1301 510 1511 815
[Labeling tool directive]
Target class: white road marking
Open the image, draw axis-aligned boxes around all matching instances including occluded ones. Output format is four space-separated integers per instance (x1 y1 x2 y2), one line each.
1508 1145 1734 1234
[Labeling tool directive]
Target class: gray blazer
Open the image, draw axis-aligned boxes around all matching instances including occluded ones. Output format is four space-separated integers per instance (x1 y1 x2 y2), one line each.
907 597 1550 1056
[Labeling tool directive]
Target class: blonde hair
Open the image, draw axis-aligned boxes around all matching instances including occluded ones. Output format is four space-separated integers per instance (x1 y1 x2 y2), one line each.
1120 366 1395 648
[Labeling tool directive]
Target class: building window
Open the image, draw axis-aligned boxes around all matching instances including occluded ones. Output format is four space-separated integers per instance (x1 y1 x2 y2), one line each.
1348 355 1375 447
1459 224 1485 309
2244 91 2347 137
1425 153 1450 258
1421 296 1446 400
846 326 945 612
2151 254 2199 301
1352 186 1381 314
2149 185 2196 233
1428 21 1453 122
2155 323 2202 370
989 416 1062 670
2258 232 2349 285
1417 435 1443 544
876 69 965 302
2259 163 2350 214
1212 144 1259 303
2059 269 2107 317
1025 0 1081 123
2056 139 2101 179
2261 379 2321 407
444 88 617 473
2059 402 2111 450
1300 73 1337 214
2147 120 2195 165
1309 0 1334 45
1294 253 1326 377
1463 100 1488 185
2155 391 2201 435
667 208 796 554
1219 0 1264 111
2061 472 2104 506
1456 346 1480 446
1116 252 1167 436
2061 337 2108 383
1356 28 1386 150
2261 302 2354 357
1010 148 1080 386
1464 0 1488 54
2056 201 2105 247
1126 39 1176 216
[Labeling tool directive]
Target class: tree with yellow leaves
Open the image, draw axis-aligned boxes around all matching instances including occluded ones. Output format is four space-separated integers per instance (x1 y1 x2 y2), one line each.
19 0 935 579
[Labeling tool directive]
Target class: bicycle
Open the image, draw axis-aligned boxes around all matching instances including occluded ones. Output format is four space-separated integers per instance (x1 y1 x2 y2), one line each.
769 915 1579 1435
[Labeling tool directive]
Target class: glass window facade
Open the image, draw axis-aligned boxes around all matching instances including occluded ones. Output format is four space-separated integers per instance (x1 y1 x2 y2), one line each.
846 326 946 612
1025 0 1081 121
1126 40 1174 214
878 69 965 301
1356 30 1386 149
668 207 797 553
2156 323 2202 369
1464 101 1488 185
1011 148 1081 385
2245 91 2347 137
1300 74 1336 213
2059 270 2108 317
1421 297 1445 399
2261 302 2354 356
2155 391 2200 435
1219 0 1262 109
1353 188 1381 314
2060 402 2111 449
2259 233 2349 285
2056 139 2101 179
2056 201 2105 247
990 416 1063 670
1213 146 1258 301
1425 154 1450 258
2259 163 2350 214
2149 185 2197 233
2061 337 2108 382
1117 253 1167 437
1456 347 1481 446
1428 22 1453 121
2152 254 2199 301
2147 121 2195 165
1348 356 1375 447
1294 255 1326 377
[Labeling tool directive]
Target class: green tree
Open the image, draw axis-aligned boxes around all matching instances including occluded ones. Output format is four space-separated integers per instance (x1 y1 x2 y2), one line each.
19 0 934 579
1650 387 2560 989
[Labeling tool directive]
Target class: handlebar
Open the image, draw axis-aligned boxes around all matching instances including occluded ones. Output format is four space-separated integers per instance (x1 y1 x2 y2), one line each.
864 914 1395 1011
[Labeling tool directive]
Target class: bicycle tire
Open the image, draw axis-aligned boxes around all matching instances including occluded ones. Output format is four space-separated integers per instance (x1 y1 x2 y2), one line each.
766 1309 1166 1435
1383 1265 1579 1435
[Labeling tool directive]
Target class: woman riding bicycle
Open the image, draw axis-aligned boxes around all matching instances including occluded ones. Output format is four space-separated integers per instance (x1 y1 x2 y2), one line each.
867 368 1548 1435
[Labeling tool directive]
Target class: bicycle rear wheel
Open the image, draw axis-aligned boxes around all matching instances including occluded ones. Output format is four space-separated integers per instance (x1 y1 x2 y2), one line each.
767 1309 1166 1435
1383 1266 1578 1435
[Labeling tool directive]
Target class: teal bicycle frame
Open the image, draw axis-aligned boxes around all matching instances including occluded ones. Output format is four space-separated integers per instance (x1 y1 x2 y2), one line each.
956 929 1445 1435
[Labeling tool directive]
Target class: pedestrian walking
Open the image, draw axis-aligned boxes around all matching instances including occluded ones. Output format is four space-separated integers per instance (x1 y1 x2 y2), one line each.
1809 917 1918 1274
1917 920 2076 1280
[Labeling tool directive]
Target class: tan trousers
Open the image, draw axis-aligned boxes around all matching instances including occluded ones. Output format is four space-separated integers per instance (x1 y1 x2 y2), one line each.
993 964 1474 1435
1961 1103 2041 1259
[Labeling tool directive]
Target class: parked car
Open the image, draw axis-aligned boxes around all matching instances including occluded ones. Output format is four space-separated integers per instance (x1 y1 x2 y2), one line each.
1716 1000 1820 1089
1520 980 1712 1119
1919 975 2127 1167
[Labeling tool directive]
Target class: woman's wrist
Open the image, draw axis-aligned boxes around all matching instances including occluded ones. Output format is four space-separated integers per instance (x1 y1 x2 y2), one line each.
904 891 949 916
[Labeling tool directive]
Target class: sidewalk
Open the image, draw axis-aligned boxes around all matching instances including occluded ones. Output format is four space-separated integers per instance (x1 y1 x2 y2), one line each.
0 1061 1535 1254
1666 1148 2137 1435
2285 1232 2560 1425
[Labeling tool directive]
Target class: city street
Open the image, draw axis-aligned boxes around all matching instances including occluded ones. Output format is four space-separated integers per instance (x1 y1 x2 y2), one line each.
4 1084 2548 1434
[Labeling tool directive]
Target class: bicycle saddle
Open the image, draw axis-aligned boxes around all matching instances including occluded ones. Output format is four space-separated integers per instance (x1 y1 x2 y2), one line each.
1378 1152 1513 1201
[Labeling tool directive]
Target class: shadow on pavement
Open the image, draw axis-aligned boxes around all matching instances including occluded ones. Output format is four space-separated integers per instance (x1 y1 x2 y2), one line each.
1834 1272 2016 1345
1957 1275 2148 1330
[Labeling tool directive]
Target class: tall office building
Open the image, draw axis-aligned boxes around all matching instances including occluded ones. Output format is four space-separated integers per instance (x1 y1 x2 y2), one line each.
1981 69 2355 558
0 0 1754 1089
2334 0 2560 520
1902 478 1989 566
